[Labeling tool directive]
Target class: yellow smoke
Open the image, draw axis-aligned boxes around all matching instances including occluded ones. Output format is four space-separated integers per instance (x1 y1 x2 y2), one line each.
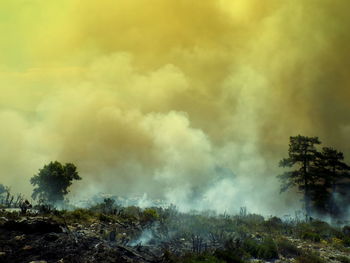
0 0 349 214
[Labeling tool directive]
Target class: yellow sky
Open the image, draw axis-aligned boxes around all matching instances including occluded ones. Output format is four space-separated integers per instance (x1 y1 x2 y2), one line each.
0 0 349 213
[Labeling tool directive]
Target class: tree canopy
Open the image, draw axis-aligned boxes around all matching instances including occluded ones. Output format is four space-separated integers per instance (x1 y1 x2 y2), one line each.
30 161 81 204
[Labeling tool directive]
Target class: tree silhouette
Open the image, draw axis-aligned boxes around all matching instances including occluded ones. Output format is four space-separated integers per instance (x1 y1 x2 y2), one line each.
312 147 350 216
278 135 321 217
30 161 81 204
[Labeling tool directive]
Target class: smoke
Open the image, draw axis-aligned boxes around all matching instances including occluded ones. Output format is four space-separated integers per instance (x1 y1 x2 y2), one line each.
129 229 154 246
0 0 350 215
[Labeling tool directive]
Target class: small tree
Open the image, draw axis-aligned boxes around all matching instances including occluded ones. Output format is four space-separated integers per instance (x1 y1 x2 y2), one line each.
278 135 321 217
30 161 81 205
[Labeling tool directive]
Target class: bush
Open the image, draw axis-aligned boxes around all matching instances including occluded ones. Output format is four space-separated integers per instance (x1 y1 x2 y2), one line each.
242 237 278 260
242 238 259 258
277 238 302 258
120 206 141 221
98 213 115 222
264 216 283 229
243 214 265 225
301 231 321 242
257 237 279 260
64 208 96 223
90 198 119 215
140 208 159 224
310 220 343 239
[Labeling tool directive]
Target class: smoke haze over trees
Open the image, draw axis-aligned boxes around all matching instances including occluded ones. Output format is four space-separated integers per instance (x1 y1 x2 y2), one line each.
1 0 350 215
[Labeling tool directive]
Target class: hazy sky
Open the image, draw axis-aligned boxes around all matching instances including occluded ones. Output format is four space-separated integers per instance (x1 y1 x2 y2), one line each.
1 0 349 214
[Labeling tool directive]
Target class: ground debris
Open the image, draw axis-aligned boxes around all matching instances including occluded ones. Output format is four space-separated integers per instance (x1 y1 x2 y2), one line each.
0 216 159 263
1 217 62 234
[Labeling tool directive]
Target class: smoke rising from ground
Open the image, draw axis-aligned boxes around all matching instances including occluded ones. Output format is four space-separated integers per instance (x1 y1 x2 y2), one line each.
0 0 349 215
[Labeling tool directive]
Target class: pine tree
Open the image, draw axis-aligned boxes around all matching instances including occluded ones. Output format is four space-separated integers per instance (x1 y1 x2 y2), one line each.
312 147 350 216
278 135 321 217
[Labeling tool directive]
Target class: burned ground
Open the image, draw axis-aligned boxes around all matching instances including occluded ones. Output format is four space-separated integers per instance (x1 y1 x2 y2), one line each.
0 206 350 263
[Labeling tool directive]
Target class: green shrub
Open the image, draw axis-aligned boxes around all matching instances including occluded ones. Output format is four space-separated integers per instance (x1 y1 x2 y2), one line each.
257 237 279 260
120 206 141 221
65 208 96 223
140 208 159 224
277 238 302 258
90 198 120 215
98 213 115 222
243 214 265 225
264 216 283 229
242 237 278 260
301 231 321 242
310 220 343 239
242 238 259 257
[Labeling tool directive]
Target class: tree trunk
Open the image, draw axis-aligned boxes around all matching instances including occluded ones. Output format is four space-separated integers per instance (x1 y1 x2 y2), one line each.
303 153 311 219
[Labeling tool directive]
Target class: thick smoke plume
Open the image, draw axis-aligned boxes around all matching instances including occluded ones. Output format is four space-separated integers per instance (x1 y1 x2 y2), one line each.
0 0 349 215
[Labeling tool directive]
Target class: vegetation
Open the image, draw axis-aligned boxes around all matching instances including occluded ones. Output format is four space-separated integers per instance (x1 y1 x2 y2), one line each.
1 137 349 262
0 184 25 208
336 255 350 263
296 251 325 263
1 199 350 262
276 237 302 258
278 135 321 217
279 135 350 219
30 161 81 205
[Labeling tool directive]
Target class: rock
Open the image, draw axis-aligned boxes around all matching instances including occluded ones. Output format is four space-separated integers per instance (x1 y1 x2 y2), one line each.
0 217 8 224
22 245 33 250
29 261 47 263
14 234 26 240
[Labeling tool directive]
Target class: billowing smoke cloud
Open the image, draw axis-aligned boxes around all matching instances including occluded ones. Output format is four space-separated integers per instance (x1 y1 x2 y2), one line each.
0 0 349 215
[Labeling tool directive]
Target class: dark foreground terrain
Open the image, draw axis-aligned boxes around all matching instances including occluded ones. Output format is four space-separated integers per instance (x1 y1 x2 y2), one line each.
0 205 350 263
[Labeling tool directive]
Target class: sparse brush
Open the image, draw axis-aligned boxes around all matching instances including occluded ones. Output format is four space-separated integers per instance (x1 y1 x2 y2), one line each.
337 256 350 263
214 249 247 263
296 251 325 263
63 208 97 223
181 253 226 263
